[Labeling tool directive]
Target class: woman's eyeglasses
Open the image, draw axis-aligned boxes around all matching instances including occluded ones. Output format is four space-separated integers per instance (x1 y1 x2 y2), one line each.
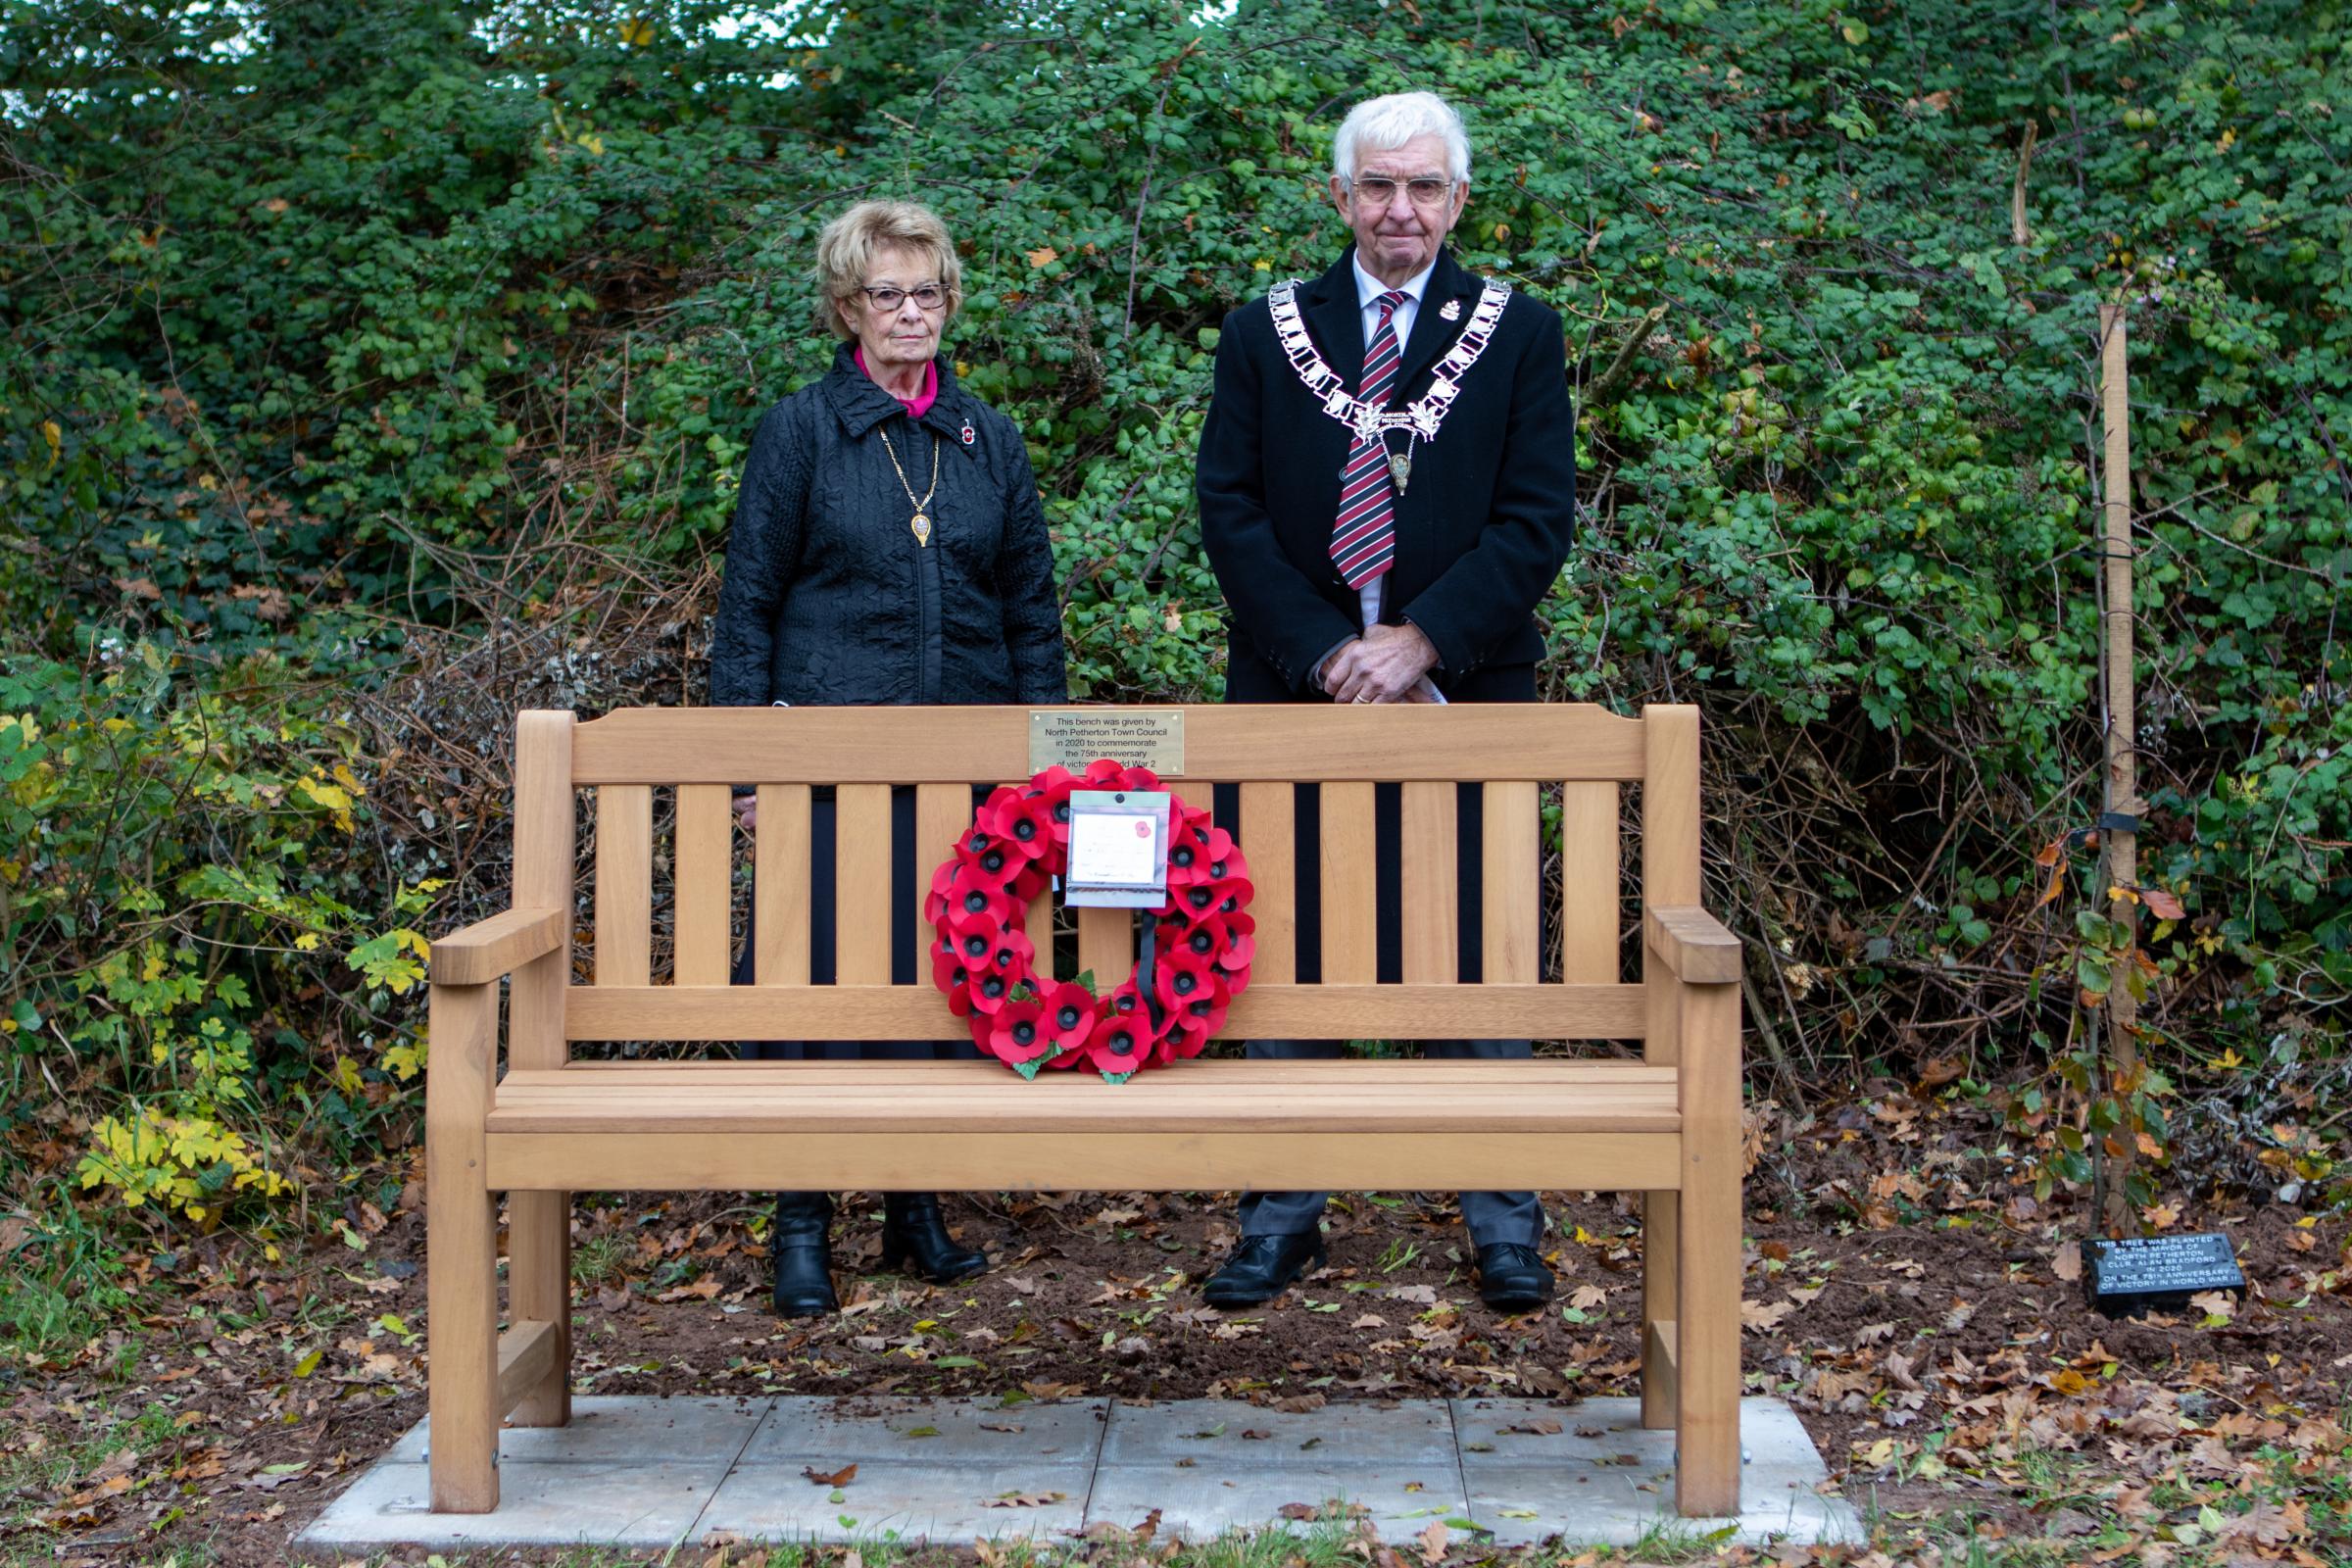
858 283 949 312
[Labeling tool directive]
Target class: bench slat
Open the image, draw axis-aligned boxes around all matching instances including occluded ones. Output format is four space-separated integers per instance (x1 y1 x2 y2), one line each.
673 785 733 987
571 704 1649 784
914 784 974 978
563 981 1645 1040
1399 782 1457 983
503 1061 1674 1084
593 785 652 986
754 784 810 985
1079 906 1132 989
1237 783 1295 983
1559 781 1621 984
835 784 893 985
1484 780 1540 984
1320 782 1377 983
487 1129 1683 1193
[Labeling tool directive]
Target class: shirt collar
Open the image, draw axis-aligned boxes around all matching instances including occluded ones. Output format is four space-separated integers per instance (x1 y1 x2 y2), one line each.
1351 251 1437 311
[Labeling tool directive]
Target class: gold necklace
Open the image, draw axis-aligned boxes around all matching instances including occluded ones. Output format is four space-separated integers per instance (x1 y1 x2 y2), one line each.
876 424 940 547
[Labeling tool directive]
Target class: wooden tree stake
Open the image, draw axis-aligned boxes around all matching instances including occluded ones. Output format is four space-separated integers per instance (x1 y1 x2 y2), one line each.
2097 303 2140 1236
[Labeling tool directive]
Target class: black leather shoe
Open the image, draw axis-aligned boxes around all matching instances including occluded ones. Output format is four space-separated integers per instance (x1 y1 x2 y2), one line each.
881 1194 989 1285
1203 1232 1327 1307
772 1192 838 1317
1475 1242 1554 1312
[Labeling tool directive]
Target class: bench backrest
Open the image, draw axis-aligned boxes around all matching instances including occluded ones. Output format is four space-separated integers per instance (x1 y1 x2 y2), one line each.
501 704 1700 1068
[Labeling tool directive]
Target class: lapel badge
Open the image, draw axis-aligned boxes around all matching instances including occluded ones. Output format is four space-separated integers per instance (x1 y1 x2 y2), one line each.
1439 298 1462 321
959 420 976 446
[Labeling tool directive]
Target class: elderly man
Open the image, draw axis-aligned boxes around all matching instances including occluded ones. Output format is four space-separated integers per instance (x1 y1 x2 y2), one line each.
1196 91 1577 1311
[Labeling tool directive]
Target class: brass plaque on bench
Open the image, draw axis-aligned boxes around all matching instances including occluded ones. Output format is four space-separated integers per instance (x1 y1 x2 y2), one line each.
1029 708 1185 776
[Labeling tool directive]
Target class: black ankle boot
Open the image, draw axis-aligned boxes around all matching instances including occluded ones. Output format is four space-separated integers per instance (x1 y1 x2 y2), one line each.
771 1191 837 1317
881 1194 988 1285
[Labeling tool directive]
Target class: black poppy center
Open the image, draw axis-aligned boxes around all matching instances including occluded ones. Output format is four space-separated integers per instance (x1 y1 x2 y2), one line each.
982 850 1005 873
964 891 989 912
1107 1031 1134 1056
1114 993 1136 1014
967 831 991 853
1210 859 1227 878
1188 887 1214 909
1013 817 1036 841
1012 1020 1035 1044
962 934 989 957
1172 971 1197 996
1054 803 1071 822
1189 929 1214 954
1171 845 1195 867
1056 1005 1082 1029
982 975 1005 999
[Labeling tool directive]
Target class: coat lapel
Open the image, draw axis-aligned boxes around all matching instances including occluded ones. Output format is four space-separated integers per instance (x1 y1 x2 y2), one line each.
1299 250 1365 392
1392 248 1479 403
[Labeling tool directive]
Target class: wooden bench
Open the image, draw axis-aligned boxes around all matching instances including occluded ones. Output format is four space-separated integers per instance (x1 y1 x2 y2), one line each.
424 704 1745 1518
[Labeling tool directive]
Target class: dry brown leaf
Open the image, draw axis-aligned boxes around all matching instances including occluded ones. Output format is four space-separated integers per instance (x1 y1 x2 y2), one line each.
1503 1417 1562 1436
802 1463 856 1487
2052 1242 2082 1282
980 1491 1067 1507
1025 247 1058 269
1416 1519 1448 1565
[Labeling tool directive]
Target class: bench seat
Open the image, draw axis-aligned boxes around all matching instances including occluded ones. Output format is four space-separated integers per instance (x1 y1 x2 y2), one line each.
481 1060 1687 1192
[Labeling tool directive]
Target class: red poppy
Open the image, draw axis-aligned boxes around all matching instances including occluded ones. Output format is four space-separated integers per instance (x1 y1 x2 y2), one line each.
983 787 1056 861
1215 911 1256 990
1152 940 1216 1015
1040 980 1100 1057
938 871 1015 932
985 998 1057 1068
1080 1010 1152 1077
931 935 973 1011
957 835 1029 897
949 912 1032 1013
1032 767 1080 847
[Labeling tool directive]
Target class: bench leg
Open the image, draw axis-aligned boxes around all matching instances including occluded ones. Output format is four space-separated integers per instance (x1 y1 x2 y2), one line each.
1641 1191 1679 1429
427 981 500 1513
506 1191 571 1426
1675 979 1742 1517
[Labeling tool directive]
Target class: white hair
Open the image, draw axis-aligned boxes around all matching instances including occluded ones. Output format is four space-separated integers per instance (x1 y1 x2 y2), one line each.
1331 91 1471 184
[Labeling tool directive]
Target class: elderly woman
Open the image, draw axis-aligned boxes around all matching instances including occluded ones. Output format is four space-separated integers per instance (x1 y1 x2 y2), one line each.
711 199 1067 1316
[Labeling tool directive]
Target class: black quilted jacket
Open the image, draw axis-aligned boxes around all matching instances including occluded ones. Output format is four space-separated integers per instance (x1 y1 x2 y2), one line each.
710 343 1068 709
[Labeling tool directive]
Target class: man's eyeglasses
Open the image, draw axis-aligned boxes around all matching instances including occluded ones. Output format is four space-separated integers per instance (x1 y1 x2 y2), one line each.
1348 176 1456 209
858 283 949 312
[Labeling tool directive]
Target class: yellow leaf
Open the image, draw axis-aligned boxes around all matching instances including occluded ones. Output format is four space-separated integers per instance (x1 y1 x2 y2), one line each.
1025 246 1058 269
294 932 320 952
619 16 655 46
41 419 61 469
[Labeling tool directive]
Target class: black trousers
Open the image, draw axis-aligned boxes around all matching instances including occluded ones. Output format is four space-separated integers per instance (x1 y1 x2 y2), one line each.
1206 762 1545 1250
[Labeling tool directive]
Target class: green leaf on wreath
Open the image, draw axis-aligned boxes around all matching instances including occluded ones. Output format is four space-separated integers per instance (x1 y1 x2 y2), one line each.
1071 969 1100 999
1011 1049 1060 1081
1100 1070 1134 1085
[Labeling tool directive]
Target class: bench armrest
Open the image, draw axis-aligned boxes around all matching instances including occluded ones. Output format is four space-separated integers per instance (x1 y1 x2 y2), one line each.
431 906 566 986
1643 905 1741 984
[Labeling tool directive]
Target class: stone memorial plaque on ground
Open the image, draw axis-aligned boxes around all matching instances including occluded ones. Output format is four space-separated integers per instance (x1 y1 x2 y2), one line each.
2082 1233 2244 1318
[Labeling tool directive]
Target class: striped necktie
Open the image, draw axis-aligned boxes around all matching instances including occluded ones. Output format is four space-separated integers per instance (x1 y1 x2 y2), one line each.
1330 288 1409 589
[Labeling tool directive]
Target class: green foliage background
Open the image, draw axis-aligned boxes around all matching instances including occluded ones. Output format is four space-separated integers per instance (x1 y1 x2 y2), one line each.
2 0 2347 1259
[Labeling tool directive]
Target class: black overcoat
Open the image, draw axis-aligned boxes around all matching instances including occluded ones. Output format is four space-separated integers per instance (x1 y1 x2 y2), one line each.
710 342 1068 710
1196 246 1576 703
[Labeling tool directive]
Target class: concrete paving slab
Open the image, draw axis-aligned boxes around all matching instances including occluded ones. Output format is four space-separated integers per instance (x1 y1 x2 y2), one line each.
1451 1396 1861 1547
383 1394 771 1465
301 1457 730 1550
1085 1462 1467 1542
700 1459 1090 1543
740 1395 1108 1468
1100 1396 1455 1469
301 1393 1859 1551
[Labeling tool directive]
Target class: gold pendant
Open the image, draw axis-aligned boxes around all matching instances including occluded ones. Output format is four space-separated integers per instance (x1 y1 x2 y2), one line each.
1388 452 1411 494
909 512 932 547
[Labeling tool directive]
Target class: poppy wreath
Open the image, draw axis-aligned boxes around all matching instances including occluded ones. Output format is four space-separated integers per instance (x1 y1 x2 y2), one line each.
925 759 1255 1083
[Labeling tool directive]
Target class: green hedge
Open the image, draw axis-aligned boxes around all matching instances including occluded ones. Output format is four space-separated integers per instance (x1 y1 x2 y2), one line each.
2 0 2346 1235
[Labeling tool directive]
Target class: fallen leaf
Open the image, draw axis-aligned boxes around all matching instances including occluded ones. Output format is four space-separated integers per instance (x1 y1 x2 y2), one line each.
2052 1242 2082 1282
802 1463 856 1487
1503 1418 1562 1436
1417 1519 1448 1565
981 1491 1067 1507
1026 246 1058 269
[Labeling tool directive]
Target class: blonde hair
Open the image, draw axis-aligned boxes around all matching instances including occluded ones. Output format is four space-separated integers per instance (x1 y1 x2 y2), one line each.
812 200 964 340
